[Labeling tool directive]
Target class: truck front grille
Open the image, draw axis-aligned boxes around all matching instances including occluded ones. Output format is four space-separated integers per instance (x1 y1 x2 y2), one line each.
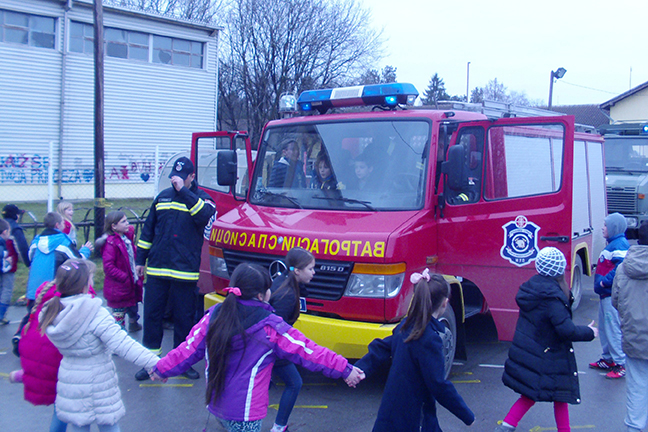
222 249 352 301
606 186 637 214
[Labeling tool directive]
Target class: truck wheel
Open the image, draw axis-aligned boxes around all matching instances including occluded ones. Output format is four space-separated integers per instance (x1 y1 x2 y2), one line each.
438 304 457 380
571 255 583 311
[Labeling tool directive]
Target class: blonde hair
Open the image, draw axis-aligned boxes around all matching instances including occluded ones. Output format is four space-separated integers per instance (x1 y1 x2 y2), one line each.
39 259 96 334
56 201 75 229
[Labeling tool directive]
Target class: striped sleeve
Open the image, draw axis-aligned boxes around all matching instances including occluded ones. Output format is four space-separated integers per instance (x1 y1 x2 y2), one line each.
266 324 351 380
154 311 210 378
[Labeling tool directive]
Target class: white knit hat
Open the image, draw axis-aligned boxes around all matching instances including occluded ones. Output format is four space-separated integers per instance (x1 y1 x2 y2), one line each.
535 247 566 277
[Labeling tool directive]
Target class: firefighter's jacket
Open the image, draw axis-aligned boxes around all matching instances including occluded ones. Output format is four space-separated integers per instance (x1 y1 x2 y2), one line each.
136 182 215 281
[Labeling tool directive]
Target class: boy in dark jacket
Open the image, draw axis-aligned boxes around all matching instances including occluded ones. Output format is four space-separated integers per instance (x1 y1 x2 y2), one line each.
612 221 648 432
0 218 18 324
495 247 597 432
590 212 629 379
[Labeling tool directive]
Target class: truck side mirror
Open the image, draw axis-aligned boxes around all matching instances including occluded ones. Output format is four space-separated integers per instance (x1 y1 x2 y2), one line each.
441 145 466 191
217 150 238 187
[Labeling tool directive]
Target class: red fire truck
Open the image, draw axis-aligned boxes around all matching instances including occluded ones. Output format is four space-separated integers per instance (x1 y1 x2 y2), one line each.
193 83 606 373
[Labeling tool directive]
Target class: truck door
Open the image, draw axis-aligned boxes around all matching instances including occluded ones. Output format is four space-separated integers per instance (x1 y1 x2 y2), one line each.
192 131 253 293
438 116 574 341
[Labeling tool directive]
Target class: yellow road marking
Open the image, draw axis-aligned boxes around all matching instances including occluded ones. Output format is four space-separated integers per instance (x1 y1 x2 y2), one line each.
139 383 194 388
529 425 595 431
0 372 9 377
268 404 328 410
450 379 481 384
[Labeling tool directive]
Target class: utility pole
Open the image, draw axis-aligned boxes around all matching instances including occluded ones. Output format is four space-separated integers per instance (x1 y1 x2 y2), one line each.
466 62 470 102
93 0 105 241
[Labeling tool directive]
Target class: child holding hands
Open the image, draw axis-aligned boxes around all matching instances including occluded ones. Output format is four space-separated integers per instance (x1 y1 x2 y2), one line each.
41 259 159 432
151 262 364 432
354 269 475 432
96 211 143 332
268 247 316 432
494 247 598 432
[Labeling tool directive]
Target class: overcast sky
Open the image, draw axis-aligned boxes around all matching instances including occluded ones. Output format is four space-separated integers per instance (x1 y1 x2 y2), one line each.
366 0 647 106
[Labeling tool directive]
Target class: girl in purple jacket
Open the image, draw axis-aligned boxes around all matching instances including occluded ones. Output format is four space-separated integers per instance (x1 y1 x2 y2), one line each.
152 263 365 432
97 211 142 332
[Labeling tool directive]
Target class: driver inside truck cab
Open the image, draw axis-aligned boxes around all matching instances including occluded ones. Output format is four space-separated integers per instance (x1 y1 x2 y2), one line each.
268 138 307 189
443 130 483 204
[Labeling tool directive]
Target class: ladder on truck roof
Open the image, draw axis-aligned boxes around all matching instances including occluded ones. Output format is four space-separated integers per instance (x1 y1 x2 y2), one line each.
436 99 597 133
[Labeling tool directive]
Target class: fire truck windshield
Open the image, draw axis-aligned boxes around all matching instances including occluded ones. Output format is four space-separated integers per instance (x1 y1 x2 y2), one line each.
250 120 430 210
605 136 648 172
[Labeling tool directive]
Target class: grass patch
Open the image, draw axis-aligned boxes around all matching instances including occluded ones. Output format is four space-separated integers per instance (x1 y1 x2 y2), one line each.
5 198 151 303
12 258 105 304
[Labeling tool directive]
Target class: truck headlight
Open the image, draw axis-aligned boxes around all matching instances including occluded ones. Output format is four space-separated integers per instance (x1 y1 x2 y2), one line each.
344 263 406 298
209 247 229 279
345 273 405 298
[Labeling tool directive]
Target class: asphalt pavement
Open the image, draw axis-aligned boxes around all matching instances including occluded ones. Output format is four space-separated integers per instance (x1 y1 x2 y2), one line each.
0 274 630 431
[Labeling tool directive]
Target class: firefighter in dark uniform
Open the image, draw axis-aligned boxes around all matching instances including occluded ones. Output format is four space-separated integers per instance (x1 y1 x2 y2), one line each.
134 156 215 381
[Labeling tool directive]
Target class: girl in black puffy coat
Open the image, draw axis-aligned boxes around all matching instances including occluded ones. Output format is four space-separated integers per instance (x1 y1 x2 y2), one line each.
494 247 598 432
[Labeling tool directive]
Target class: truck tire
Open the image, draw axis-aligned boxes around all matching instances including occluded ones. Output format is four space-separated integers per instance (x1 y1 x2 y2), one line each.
438 304 457 380
571 255 583 311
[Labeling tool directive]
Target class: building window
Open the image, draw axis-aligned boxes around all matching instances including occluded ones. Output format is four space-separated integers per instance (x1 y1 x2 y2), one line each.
105 27 149 61
153 35 203 68
68 21 203 69
69 21 93 54
0 9 55 49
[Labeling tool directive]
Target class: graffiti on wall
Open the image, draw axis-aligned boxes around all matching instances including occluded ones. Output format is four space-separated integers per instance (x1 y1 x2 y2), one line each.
0 154 95 184
0 152 169 185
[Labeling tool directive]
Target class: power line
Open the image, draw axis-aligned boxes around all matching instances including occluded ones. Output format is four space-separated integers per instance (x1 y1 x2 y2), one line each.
557 80 619 95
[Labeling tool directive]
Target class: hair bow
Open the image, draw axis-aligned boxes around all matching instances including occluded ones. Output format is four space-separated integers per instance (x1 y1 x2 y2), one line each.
410 268 431 284
223 287 242 297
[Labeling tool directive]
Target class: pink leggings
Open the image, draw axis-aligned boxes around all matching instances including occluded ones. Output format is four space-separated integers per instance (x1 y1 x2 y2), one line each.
503 395 570 432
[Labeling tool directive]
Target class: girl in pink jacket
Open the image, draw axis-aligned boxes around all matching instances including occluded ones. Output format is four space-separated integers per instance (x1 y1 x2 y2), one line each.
11 267 97 432
97 211 142 332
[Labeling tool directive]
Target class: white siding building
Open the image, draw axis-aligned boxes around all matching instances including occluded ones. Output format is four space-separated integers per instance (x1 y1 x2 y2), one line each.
0 0 220 201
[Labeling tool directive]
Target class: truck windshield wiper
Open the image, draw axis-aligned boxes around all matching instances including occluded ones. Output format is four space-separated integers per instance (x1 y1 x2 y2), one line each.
313 195 376 211
255 189 303 209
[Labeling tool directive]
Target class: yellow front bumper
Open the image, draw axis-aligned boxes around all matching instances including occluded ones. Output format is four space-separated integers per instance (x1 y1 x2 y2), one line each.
204 293 396 359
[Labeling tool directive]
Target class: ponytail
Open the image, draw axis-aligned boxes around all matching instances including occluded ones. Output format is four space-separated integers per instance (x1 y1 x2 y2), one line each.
205 263 270 405
23 281 56 334
39 297 63 335
272 247 313 324
403 273 450 343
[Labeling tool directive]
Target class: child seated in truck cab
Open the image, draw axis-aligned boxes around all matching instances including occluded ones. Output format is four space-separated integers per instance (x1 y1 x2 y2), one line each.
268 139 307 189
310 153 338 190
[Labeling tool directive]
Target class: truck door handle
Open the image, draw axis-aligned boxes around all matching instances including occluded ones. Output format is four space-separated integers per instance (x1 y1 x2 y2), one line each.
540 236 569 243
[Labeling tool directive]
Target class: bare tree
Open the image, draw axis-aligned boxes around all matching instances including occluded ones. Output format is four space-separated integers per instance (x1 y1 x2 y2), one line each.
104 0 222 22
222 0 384 144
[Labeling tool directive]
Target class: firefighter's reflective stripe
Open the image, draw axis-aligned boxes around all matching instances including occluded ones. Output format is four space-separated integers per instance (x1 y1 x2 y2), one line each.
146 266 199 281
156 202 190 212
189 199 205 216
138 239 152 250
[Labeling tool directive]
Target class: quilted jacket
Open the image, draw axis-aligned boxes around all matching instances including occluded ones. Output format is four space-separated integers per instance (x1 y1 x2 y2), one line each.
45 294 159 426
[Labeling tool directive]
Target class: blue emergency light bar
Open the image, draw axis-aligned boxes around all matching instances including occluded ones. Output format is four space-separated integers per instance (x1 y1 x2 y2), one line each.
297 83 419 113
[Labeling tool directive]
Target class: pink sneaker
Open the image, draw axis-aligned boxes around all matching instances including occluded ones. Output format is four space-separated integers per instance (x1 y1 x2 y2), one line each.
9 369 24 383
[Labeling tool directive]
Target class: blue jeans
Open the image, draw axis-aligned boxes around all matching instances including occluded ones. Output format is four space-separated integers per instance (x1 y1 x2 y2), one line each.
50 406 67 432
68 423 120 432
273 362 303 427
598 296 626 365
625 356 648 432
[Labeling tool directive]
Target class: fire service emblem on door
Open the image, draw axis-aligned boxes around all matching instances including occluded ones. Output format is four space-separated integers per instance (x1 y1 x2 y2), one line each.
500 215 540 267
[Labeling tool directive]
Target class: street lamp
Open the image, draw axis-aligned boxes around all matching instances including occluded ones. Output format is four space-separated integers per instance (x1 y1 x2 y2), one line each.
548 67 566 109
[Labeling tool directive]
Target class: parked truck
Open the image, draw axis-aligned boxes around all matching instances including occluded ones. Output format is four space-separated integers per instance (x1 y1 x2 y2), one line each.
191 83 606 374
600 122 648 238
